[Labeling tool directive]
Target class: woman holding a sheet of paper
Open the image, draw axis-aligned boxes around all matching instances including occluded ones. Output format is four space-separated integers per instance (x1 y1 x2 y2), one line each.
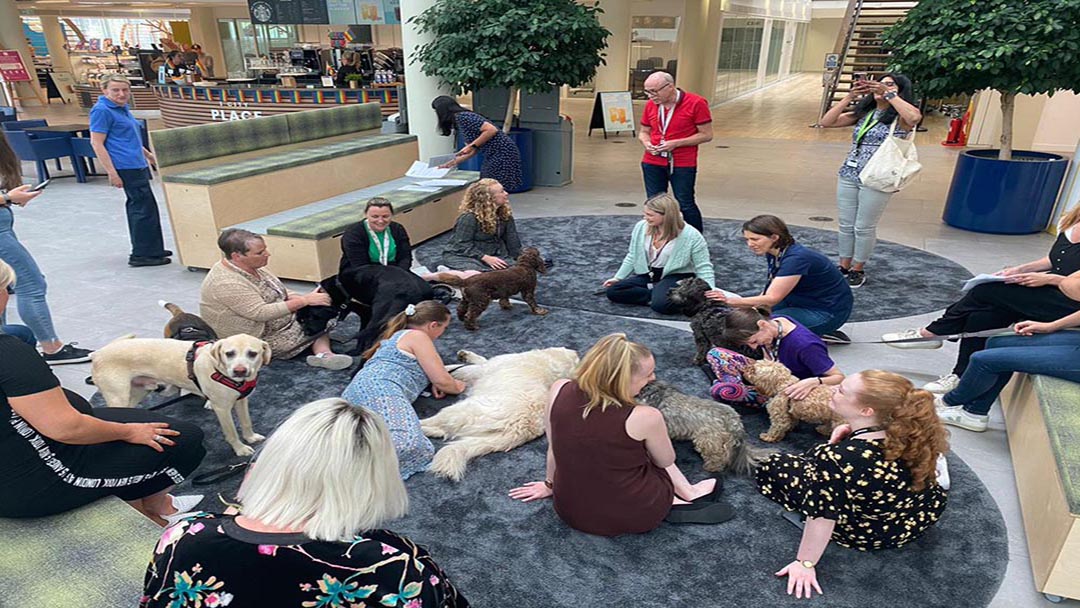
883 207 1080 394
432 96 523 192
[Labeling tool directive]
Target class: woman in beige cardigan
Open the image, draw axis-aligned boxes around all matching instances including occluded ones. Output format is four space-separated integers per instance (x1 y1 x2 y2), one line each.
200 229 353 370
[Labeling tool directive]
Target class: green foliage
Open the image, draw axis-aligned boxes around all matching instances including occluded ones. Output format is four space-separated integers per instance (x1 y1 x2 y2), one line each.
883 0 1080 99
410 0 611 95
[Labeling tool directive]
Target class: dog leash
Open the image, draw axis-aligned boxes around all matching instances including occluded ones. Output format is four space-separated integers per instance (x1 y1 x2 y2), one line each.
192 460 252 486
839 327 1077 345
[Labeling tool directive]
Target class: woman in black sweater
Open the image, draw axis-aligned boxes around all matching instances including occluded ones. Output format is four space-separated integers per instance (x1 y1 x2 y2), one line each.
339 198 434 353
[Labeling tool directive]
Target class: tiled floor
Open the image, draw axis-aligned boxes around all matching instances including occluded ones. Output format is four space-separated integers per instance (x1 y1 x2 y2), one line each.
8 74 1071 607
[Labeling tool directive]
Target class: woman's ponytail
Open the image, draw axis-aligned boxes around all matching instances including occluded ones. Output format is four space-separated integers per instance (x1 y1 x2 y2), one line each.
361 301 451 361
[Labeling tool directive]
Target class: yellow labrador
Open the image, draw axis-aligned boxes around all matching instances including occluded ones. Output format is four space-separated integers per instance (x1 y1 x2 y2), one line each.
91 334 271 456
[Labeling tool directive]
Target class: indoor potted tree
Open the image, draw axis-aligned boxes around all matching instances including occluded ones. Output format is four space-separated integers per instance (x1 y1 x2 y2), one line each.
883 0 1080 234
411 0 610 191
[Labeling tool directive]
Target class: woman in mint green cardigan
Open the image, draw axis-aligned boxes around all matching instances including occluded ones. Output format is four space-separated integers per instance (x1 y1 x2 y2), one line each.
603 194 716 314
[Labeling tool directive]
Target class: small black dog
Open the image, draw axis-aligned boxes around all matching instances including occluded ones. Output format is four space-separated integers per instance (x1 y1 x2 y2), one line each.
667 277 733 365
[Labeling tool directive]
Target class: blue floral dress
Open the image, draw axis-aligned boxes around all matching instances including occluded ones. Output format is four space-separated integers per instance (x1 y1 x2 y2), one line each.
342 330 434 479
454 111 522 191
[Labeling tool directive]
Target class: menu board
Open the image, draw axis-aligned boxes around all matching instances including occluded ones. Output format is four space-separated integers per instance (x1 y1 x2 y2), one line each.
0 50 32 82
249 0 395 24
326 0 356 24
300 0 330 24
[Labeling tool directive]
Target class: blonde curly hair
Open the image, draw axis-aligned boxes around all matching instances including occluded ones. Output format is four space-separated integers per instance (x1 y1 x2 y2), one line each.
460 178 512 235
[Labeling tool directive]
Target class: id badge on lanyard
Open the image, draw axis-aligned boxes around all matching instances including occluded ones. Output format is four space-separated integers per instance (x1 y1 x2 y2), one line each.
657 91 681 162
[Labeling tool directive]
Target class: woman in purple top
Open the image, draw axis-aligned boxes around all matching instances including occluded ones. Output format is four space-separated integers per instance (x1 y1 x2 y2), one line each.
712 306 844 404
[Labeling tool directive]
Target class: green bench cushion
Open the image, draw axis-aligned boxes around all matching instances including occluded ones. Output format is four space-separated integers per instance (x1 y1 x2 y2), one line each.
286 103 383 143
1035 374 1080 516
162 134 417 185
266 172 480 240
0 497 160 605
152 113 292 168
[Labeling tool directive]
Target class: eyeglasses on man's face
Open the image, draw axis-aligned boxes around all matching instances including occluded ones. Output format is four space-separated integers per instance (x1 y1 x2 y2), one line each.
644 82 672 96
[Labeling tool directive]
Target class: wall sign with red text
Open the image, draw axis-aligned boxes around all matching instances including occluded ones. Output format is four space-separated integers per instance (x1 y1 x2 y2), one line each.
0 51 32 82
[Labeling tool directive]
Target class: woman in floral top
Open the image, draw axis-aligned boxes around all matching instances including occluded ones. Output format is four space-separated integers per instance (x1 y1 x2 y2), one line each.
141 398 468 608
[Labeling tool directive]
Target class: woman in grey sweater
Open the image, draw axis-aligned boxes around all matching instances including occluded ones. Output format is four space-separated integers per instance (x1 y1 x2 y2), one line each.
429 179 522 279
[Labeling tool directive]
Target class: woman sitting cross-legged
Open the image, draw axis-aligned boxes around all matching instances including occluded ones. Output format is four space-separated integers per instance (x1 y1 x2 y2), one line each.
708 306 844 406
883 206 1080 394
423 178 523 280
200 229 353 370
339 197 436 353
603 194 716 315
509 333 734 535
934 274 1080 432
710 214 853 338
140 398 470 608
0 265 206 525
756 371 949 599
342 301 465 479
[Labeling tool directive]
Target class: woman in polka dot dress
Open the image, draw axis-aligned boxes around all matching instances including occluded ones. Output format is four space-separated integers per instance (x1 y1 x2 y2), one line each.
432 96 523 192
755 370 949 599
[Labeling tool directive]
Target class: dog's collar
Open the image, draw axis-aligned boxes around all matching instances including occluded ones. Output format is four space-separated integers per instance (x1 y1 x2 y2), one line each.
186 340 258 398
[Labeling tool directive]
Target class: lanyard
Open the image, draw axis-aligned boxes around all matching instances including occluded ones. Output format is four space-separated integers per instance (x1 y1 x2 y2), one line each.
854 112 879 146
656 90 682 137
848 426 884 438
764 247 788 294
366 220 390 266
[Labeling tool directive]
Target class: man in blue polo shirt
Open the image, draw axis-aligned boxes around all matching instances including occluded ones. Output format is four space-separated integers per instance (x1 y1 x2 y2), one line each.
89 75 171 267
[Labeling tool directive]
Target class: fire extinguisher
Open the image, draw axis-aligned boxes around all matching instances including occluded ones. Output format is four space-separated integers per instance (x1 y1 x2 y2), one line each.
942 99 974 147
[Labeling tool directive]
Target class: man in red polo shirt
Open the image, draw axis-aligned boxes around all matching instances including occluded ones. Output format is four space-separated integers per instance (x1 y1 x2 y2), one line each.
638 71 713 232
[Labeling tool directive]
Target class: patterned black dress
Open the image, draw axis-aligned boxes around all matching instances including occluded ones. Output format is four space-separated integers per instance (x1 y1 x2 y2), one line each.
755 438 948 550
454 111 523 191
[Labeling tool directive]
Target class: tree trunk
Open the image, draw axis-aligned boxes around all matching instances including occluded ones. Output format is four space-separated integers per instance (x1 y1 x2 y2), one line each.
502 86 517 133
999 90 1014 161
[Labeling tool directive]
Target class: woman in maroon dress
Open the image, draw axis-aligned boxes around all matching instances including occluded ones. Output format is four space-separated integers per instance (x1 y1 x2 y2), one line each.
509 333 734 535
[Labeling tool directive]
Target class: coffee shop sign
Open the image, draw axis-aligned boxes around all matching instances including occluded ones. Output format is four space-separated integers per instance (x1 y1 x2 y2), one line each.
210 102 264 122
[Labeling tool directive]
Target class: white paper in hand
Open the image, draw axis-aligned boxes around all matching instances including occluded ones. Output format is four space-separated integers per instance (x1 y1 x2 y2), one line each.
405 161 450 179
961 273 1007 292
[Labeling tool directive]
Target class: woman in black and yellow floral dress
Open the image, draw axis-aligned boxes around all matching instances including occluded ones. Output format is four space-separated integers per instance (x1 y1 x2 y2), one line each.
755 370 949 600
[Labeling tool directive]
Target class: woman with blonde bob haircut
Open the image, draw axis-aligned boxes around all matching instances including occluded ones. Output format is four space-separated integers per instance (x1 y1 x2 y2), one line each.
511 334 734 535
430 178 523 279
142 398 470 607
756 371 949 600
604 194 716 314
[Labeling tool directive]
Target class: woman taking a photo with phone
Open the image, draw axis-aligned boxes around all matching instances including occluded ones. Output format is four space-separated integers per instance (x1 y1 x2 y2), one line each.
818 73 921 289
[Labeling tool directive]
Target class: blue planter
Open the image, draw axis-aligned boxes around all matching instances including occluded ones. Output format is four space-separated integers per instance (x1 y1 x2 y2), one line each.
455 127 534 193
942 149 1068 234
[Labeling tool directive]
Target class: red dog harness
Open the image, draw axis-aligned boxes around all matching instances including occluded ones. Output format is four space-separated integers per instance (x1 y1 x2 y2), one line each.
186 340 259 398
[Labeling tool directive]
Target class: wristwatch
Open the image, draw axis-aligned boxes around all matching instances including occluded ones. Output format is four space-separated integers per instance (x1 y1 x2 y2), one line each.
883 91 898 101
800 560 816 569
0 190 10 206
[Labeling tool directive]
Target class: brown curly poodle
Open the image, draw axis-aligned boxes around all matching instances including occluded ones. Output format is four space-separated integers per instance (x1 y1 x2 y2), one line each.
434 247 548 330
744 359 842 443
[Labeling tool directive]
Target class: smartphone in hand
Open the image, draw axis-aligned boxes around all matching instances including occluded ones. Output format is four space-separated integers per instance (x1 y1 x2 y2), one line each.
28 179 51 192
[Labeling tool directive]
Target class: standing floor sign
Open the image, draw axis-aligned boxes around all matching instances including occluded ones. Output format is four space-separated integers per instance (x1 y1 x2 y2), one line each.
589 91 635 138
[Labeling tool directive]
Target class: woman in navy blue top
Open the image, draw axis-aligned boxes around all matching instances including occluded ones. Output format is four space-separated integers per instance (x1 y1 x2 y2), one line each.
432 96 523 192
711 215 853 336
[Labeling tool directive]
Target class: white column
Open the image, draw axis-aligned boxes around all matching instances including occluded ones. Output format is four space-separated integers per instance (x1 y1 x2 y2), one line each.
593 0 630 92
0 0 45 106
675 0 707 95
400 0 454 160
39 15 72 73
188 8 226 78
697 0 724 104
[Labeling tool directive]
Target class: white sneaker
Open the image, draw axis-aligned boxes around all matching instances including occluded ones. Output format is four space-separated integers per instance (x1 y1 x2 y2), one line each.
882 328 943 349
306 353 353 370
933 394 950 410
924 373 960 394
163 494 205 526
937 406 988 432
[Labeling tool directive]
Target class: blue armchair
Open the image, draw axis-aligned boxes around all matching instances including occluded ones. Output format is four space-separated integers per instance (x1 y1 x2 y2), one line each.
0 107 15 123
2 130 85 183
70 137 98 175
2 119 48 131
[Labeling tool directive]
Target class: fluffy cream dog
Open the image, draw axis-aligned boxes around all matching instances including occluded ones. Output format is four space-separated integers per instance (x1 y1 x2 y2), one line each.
420 347 580 481
91 334 271 456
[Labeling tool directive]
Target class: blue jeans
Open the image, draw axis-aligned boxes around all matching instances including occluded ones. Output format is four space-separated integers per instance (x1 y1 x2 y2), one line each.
943 332 1080 415
606 272 693 315
836 176 894 264
773 303 851 336
0 206 58 342
1 323 35 345
641 163 703 232
117 168 167 258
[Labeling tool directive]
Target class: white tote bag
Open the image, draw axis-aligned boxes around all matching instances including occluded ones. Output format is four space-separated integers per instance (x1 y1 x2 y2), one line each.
859 120 922 193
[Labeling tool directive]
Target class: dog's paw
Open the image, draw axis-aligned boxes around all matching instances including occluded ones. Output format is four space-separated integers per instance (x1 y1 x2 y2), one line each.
456 350 474 362
243 432 265 444
758 432 782 443
232 443 256 457
532 308 549 316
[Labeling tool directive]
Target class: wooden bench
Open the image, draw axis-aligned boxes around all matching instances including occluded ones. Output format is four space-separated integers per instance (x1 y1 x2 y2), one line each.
0 497 160 605
152 103 419 271
1000 373 1080 603
230 171 479 281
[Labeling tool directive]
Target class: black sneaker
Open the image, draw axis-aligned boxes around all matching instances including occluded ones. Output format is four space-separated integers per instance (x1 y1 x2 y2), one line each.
838 266 850 275
43 343 93 365
846 269 866 288
822 330 852 345
129 256 171 267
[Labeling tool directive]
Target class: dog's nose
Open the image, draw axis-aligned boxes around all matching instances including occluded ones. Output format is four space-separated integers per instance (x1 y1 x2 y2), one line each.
233 366 248 377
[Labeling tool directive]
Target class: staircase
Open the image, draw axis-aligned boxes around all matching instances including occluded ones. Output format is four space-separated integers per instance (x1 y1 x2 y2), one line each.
818 0 919 119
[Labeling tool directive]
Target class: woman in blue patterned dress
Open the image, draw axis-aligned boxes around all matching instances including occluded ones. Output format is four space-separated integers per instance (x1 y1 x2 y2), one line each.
818 73 921 289
432 96 523 192
342 301 465 479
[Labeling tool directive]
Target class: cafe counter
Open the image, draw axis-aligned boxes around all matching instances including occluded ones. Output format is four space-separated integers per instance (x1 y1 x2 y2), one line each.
152 83 402 128
74 84 159 111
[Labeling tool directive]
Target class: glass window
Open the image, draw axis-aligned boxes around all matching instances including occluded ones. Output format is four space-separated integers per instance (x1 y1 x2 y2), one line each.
218 19 244 76
765 20 786 83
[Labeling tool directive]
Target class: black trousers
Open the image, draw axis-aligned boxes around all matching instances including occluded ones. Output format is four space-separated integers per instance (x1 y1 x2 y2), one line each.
0 390 206 518
117 168 167 258
926 282 1080 375
340 265 434 353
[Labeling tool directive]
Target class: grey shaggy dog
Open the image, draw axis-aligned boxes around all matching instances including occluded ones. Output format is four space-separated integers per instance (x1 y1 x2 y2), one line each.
667 277 733 365
637 381 770 474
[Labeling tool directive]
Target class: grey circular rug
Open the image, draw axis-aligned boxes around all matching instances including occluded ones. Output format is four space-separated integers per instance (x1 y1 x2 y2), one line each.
415 215 974 323
118 307 1006 608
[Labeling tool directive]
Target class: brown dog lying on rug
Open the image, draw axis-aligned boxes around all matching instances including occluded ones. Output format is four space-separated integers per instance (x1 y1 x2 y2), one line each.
743 359 841 443
434 247 548 330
